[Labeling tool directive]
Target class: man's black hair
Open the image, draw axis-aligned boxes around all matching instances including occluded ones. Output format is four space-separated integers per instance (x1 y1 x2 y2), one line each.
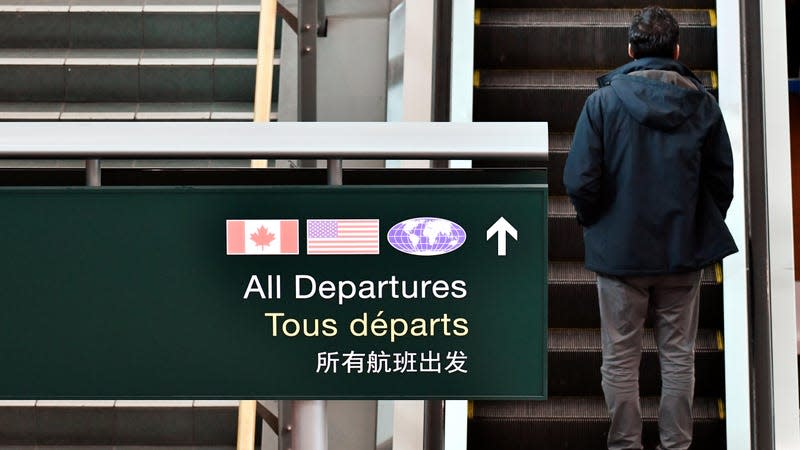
628 6 680 59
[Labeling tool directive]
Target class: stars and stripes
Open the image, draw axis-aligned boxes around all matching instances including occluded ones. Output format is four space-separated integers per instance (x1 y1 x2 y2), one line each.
306 219 380 255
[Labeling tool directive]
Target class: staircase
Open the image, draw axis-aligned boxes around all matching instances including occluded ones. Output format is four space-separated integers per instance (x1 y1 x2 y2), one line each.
470 1 726 449
0 1 274 446
0 0 277 121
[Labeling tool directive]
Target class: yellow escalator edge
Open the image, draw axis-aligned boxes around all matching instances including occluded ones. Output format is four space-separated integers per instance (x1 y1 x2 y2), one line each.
474 9 481 25
714 261 723 283
474 70 480 88
708 9 717 28
717 399 726 420
711 71 719 90
716 330 724 351
468 400 474 420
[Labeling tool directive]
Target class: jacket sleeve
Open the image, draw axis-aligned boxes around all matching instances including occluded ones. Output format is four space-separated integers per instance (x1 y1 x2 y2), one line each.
564 93 605 226
701 107 734 218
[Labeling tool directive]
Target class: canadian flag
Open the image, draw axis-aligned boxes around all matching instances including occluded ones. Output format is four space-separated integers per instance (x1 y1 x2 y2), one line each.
226 219 299 255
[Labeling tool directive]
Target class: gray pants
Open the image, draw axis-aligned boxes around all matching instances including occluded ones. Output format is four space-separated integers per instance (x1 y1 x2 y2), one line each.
597 270 702 450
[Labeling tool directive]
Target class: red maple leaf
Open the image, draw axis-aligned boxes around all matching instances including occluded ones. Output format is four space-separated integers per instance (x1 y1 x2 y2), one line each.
250 225 276 250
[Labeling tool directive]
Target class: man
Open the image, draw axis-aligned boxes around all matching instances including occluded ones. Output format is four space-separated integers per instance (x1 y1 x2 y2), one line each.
563 6 738 450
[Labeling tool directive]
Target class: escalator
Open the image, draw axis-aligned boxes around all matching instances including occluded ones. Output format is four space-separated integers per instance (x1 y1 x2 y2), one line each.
469 1 726 448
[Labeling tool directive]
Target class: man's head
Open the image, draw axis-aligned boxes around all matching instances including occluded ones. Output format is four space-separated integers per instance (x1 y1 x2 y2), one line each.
628 6 680 60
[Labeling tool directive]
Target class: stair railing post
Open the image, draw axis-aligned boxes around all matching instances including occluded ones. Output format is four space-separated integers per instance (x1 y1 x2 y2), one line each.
85 159 101 187
251 0 278 168
238 0 279 448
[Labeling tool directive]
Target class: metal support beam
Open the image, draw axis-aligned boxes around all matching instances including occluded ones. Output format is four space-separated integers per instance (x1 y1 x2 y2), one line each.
716 0 752 447
85 159 101 186
278 401 294 450
431 0 452 171
327 159 342 185
298 0 317 122
448 0 474 170
292 400 327 450
741 0 800 447
423 400 444 450
432 0 452 123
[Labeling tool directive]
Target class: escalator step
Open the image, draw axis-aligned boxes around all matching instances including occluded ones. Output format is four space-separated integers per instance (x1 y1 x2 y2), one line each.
475 0 716 8
472 396 722 420
469 397 725 450
548 133 572 194
549 327 720 352
473 69 716 130
477 69 714 88
548 261 724 329
548 195 583 260
548 328 724 396
475 8 717 69
479 8 713 26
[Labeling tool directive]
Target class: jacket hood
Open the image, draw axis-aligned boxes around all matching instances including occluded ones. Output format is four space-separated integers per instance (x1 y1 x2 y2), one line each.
597 57 709 130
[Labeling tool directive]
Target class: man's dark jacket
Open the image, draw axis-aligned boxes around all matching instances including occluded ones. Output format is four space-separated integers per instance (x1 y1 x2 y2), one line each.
563 57 738 276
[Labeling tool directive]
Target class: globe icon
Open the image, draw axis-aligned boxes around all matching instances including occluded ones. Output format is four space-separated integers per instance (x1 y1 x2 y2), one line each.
387 217 467 256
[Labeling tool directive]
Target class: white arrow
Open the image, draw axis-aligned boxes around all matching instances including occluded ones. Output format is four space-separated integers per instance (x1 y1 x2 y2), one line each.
486 217 518 256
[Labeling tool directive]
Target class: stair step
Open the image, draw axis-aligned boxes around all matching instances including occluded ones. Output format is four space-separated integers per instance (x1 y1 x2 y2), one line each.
0 1 258 13
473 69 716 131
0 101 275 121
0 401 244 446
469 397 725 450
475 8 717 70
548 328 724 396
0 48 275 102
0 1 262 49
548 261 723 329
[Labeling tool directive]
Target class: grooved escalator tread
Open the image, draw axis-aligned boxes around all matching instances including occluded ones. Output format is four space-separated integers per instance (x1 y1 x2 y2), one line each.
475 0 716 8
476 69 716 88
548 327 721 353
547 260 724 329
474 9 717 70
478 8 713 27
548 328 724 397
473 70 716 130
471 396 723 421
549 261 721 285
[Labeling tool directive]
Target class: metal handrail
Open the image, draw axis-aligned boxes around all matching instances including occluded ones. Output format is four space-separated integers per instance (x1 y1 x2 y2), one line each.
0 122 548 160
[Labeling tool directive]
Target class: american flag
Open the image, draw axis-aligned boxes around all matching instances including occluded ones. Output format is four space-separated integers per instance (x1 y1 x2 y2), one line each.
306 219 380 255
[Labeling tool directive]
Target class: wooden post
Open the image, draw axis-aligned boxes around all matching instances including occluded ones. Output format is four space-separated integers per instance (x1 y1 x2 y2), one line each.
237 400 258 450
251 0 278 168
240 0 279 443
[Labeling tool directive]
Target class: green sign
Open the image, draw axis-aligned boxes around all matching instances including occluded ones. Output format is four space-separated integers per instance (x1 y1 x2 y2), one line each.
0 186 547 399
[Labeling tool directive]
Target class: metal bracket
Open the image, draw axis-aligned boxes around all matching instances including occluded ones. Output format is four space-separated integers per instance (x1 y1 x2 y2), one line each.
317 0 328 37
277 2 298 34
277 1 327 37
256 401 280 435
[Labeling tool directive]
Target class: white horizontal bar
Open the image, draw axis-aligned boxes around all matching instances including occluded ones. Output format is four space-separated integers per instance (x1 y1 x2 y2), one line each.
0 122 548 160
